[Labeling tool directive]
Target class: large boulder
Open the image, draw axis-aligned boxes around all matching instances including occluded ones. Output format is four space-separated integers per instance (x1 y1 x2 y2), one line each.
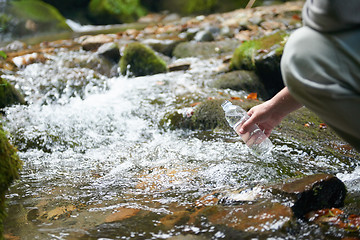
211 70 269 100
119 42 167 77
230 31 288 97
0 124 22 238
88 0 146 24
8 0 71 37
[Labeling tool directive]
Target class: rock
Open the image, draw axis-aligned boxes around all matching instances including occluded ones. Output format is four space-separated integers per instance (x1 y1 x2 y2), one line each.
194 30 214 42
173 40 240 59
190 201 293 232
119 42 167 77
0 124 22 237
81 34 114 51
63 53 114 77
142 38 184 57
0 77 25 108
159 98 259 131
27 208 40 222
97 42 120 63
105 208 140 223
211 70 269 99
230 31 288 97
1 41 27 52
8 0 71 38
88 0 146 24
43 205 76 220
11 52 47 68
168 61 191 72
270 174 347 218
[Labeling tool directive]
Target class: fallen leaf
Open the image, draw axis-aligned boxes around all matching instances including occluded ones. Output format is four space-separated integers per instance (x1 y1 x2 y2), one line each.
319 123 327 129
190 102 201 107
230 96 243 101
304 123 310 128
247 92 258 100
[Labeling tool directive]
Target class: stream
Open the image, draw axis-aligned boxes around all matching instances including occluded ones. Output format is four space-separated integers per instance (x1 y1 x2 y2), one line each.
2 44 360 239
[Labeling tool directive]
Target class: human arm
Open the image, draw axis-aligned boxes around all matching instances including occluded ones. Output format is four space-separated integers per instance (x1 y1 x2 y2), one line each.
239 87 303 137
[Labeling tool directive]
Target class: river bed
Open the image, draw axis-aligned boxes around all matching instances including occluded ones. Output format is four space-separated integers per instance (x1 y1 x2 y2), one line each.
2 42 360 239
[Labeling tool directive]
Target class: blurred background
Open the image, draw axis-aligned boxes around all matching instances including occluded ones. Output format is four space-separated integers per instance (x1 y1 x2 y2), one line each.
0 0 293 42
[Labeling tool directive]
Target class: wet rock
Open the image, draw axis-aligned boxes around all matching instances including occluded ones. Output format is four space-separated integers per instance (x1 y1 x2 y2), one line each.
11 52 47 68
270 174 347 218
168 61 191 72
211 70 269 100
160 98 258 131
80 34 114 51
88 0 146 24
42 205 76 220
1 40 27 52
27 208 40 222
63 53 114 77
0 77 25 108
142 38 184 57
119 42 167 77
0 124 22 237
194 30 214 42
230 31 288 97
173 40 240 59
96 42 120 63
105 208 140 223
190 201 293 232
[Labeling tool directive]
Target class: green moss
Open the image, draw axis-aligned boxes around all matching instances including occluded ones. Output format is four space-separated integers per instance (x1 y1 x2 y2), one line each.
10 0 71 30
0 124 22 238
0 78 25 109
230 31 287 71
88 0 146 24
119 42 167 77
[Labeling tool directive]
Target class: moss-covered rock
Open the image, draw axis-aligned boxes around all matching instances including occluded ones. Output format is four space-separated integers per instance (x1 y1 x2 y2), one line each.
119 42 167 77
230 32 288 97
0 124 22 238
212 70 269 100
9 0 71 36
88 0 146 24
0 77 25 109
160 99 257 131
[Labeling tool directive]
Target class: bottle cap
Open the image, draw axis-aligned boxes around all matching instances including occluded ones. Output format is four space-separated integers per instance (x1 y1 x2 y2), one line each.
221 100 232 111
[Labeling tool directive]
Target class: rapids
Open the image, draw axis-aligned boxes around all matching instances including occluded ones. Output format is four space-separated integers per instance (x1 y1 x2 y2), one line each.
2 48 360 239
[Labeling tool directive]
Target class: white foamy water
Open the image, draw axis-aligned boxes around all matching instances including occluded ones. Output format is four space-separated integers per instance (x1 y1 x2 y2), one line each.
2 49 359 239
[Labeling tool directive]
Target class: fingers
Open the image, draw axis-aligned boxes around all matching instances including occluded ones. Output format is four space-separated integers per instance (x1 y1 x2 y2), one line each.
239 113 255 134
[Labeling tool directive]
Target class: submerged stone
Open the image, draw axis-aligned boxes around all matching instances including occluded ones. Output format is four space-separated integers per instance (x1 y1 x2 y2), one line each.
119 42 167 77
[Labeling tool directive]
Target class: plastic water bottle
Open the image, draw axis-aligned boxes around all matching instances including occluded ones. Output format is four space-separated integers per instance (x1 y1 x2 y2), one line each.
221 100 273 156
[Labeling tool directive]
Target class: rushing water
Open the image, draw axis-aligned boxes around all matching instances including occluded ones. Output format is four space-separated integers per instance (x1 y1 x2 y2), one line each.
2 48 360 239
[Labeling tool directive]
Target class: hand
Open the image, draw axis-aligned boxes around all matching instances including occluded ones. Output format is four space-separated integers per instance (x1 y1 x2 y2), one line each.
239 101 283 137
239 87 303 137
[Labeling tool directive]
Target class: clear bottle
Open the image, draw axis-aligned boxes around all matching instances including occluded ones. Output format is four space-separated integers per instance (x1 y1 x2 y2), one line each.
221 100 273 156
